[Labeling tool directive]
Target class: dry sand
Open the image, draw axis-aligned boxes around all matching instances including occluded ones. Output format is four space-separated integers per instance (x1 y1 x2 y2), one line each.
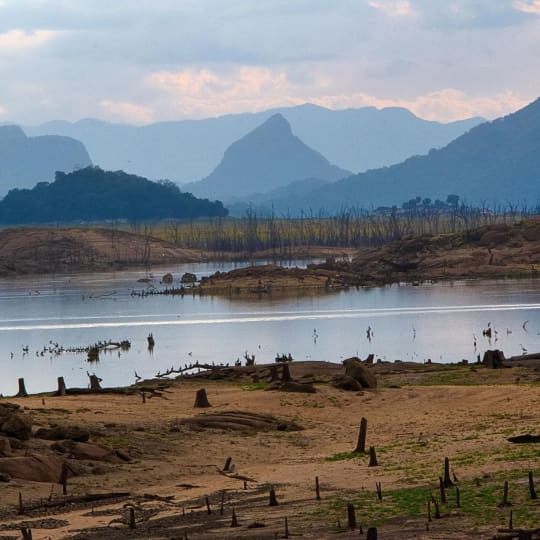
0 361 539 539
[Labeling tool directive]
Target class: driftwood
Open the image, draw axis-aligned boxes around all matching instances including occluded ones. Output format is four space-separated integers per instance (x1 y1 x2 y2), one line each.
508 434 540 444
23 492 131 511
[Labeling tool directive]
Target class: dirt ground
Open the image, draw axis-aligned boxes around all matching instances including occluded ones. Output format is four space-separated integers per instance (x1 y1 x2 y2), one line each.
0 361 539 539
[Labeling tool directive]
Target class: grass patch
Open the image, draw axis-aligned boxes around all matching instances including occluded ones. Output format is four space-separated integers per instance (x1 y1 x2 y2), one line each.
238 381 269 391
325 451 361 462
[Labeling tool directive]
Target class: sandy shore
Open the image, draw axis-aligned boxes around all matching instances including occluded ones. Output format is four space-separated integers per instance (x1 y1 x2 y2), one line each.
0 361 538 539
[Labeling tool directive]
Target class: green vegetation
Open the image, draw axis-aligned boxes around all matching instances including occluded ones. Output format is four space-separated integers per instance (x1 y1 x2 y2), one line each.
0 166 227 225
319 471 539 530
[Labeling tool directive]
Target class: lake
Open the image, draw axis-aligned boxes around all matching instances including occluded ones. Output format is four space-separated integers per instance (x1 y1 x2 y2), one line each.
1 261 540 395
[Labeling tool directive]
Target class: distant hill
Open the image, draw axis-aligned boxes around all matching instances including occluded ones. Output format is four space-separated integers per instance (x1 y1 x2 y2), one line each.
292 97 540 212
0 125 91 194
227 178 331 217
0 167 227 225
25 105 483 184
184 114 350 201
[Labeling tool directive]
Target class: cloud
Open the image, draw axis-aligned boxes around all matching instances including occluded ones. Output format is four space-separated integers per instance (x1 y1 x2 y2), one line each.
147 66 299 118
145 65 527 122
0 29 60 51
311 89 528 122
99 100 154 125
369 1 414 17
514 0 540 14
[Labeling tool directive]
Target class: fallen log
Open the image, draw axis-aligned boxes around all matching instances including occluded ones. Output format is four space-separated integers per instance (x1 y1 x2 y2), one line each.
24 492 131 511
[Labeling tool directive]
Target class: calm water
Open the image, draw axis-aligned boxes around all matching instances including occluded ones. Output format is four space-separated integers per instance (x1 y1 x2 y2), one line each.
1 261 540 395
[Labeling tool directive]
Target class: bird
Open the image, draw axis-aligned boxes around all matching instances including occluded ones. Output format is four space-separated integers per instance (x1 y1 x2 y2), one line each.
520 344 528 353
134 371 142 382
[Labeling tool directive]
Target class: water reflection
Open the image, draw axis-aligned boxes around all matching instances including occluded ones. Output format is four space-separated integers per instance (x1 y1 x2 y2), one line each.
0 264 539 394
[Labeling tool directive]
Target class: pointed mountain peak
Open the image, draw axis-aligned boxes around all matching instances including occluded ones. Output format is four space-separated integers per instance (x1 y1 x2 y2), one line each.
252 113 292 135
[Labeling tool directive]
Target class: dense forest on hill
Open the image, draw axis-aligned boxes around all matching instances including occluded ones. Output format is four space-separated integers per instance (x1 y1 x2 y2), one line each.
0 167 227 224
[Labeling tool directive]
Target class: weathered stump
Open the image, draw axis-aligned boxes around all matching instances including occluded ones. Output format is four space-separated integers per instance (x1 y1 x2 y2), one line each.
230 508 239 527
483 349 505 369
443 457 454 487
282 363 291 382
16 378 28 398
368 446 378 467
56 377 66 397
354 417 368 453
269 488 278 506
499 480 512 507
366 527 377 539
88 374 102 391
439 477 447 504
347 503 356 530
60 462 68 496
194 388 211 408
529 471 537 500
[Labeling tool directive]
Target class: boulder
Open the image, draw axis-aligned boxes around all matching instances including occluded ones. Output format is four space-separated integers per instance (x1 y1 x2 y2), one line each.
35 425 90 442
0 437 12 456
1 412 32 440
342 357 378 388
0 455 75 482
52 440 124 462
333 375 363 391
181 272 197 284
162 272 173 284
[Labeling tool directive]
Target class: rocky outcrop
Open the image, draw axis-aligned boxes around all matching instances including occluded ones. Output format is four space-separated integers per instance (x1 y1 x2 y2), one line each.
333 357 378 390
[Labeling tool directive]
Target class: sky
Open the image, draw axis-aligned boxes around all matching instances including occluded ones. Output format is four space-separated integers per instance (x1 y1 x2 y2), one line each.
0 0 539 125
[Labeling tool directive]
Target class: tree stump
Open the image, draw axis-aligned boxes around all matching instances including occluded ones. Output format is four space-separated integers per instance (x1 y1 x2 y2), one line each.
60 462 68 496
88 374 102 391
366 527 378 540
269 488 278 506
268 365 278 382
282 363 291 382
231 508 239 527
529 471 537 500
194 388 211 408
56 377 67 397
443 457 454 487
368 446 378 467
346 503 356 530
354 417 368 453
87 347 99 362
16 378 28 397
439 477 447 504
499 480 512 507
482 349 505 369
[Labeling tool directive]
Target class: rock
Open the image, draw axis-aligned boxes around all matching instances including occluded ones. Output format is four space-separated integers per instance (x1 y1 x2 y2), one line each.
35 426 90 442
52 440 123 462
279 382 317 393
333 375 363 391
181 272 197 284
162 272 173 284
0 472 10 482
0 437 12 456
1 412 32 440
0 455 75 482
342 357 378 388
